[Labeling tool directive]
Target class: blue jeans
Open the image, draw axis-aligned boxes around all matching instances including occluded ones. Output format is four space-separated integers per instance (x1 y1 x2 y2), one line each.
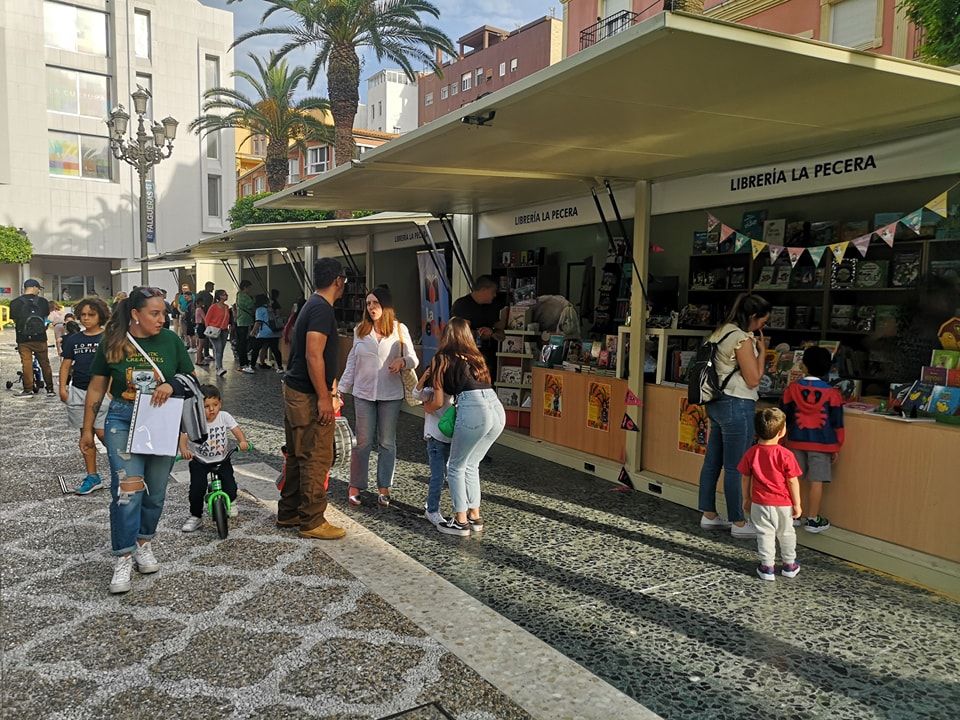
697 395 755 523
447 389 506 514
426 436 451 513
350 397 403 491
104 400 176 555
210 333 227 370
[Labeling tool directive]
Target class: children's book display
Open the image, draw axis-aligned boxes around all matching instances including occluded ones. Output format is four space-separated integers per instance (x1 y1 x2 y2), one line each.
880 344 960 424
560 335 619 377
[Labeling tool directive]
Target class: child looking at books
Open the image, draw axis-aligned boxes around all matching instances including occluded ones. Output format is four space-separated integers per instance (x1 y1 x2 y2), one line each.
413 368 453 527
781 346 844 533
179 385 249 532
738 408 803 581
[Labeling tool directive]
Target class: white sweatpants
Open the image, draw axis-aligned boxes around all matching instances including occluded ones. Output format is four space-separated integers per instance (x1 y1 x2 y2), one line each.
751 504 797 566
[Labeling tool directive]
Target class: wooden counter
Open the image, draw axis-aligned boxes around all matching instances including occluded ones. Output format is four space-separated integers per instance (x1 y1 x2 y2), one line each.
641 383 960 563
531 367 627 463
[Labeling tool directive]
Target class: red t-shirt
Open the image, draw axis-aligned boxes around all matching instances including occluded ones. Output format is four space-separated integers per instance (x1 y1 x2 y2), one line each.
736 444 802 507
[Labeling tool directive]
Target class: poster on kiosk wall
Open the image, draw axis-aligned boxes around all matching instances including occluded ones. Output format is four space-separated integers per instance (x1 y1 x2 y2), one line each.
417 250 450 367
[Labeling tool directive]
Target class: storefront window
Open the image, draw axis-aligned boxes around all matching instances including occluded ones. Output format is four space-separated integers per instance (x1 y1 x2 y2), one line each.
46 67 109 119
80 135 111 180
48 131 80 177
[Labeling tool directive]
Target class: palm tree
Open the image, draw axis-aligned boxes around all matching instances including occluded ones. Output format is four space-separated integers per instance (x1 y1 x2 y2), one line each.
227 0 454 169
189 52 334 192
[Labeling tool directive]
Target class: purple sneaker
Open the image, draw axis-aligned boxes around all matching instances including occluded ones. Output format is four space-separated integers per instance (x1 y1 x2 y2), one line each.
756 565 776 581
781 562 801 578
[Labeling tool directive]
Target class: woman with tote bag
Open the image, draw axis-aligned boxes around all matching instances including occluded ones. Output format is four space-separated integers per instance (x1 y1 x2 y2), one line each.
204 289 231 376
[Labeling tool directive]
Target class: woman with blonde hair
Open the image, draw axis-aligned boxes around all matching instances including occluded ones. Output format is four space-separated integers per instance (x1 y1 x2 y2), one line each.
339 286 417 506
421 317 505 536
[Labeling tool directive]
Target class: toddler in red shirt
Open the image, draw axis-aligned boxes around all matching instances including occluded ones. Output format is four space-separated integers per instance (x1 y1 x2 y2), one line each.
738 407 803 581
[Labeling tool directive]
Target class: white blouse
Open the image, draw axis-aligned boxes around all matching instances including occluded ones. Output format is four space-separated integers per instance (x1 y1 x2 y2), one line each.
338 322 419 402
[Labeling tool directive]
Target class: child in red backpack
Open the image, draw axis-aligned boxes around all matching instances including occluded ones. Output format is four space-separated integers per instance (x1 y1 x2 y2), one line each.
781 346 844 533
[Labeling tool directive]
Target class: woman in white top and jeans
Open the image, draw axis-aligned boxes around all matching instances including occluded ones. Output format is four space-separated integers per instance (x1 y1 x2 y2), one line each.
339 286 418 507
698 293 770 538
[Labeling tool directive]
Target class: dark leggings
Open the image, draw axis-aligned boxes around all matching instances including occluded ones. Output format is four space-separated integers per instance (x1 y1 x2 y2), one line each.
252 336 282 369
188 458 237 518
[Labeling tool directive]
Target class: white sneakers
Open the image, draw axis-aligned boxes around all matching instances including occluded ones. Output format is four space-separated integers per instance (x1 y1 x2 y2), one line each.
730 520 758 538
110 555 134 594
134 541 160 573
700 514 732 530
701 514 758 538
424 509 446 526
181 516 202 532
228 503 238 518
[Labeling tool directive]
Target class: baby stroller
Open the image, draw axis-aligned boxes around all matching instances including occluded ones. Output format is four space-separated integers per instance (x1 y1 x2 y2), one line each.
5 355 44 393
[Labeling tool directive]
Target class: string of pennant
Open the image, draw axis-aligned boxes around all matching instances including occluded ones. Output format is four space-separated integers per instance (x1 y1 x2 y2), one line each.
705 182 957 269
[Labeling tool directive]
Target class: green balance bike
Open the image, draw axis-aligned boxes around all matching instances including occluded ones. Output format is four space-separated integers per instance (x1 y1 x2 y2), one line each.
195 443 252 539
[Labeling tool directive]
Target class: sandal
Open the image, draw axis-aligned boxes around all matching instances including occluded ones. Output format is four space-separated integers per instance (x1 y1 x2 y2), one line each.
377 493 391 507
347 488 362 506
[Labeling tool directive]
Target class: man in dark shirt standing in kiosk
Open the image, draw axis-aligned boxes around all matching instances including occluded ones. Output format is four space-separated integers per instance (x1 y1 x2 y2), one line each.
280 258 348 539
451 275 505 376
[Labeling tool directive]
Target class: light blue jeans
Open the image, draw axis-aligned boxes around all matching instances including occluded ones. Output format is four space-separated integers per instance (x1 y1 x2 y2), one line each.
104 400 176 555
426 436 451 513
210 333 227 370
697 395 756 523
447 389 506 514
350 397 403 491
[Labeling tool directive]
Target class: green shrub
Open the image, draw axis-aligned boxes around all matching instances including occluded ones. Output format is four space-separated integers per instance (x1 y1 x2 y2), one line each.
0 226 32 264
227 192 334 229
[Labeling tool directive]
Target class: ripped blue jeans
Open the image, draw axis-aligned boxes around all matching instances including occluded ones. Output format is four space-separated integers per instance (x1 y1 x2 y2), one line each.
104 400 175 556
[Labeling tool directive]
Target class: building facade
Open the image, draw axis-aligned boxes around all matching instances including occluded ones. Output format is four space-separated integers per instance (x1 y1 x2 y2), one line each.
0 0 236 298
366 69 418 134
417 16 564 127
562 0 923 61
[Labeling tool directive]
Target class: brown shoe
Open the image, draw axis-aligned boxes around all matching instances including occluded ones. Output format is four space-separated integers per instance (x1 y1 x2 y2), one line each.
276 518 299 529
299 522 346 540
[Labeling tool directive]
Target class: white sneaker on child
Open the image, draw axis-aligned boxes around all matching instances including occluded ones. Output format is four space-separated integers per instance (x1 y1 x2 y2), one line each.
228 503 238 518
181 516 202 532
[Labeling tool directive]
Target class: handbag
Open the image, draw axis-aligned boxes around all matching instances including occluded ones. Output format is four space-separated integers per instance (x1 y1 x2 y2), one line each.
398 330 421 407
204 325 221 339
438 404 457 438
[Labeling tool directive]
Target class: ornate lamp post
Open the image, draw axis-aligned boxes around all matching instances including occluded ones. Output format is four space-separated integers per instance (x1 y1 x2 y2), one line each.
105 86 178 286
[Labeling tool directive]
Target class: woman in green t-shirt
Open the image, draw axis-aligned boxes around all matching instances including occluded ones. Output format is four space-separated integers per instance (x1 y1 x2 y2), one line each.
81 287 194 595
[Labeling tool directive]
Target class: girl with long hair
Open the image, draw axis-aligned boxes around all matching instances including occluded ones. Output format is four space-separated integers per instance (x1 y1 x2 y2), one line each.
81 287 194 594
697 292 770 538
421 317 505 536
339 286 418 506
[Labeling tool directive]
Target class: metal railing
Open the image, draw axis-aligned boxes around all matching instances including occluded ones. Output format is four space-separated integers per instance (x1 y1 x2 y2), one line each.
580 10 640 51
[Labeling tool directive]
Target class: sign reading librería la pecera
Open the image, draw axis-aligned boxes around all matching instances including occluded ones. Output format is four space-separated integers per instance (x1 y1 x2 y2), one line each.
729 154 878 193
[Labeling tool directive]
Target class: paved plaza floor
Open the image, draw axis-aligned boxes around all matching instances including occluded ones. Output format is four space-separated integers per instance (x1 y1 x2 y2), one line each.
3 341 959 719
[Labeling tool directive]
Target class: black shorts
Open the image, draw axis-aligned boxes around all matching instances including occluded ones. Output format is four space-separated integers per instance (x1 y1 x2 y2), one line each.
185 319 196 337
196 323 206 337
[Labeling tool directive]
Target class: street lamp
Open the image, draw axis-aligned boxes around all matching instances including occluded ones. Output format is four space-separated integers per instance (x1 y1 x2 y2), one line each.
105 85 178 286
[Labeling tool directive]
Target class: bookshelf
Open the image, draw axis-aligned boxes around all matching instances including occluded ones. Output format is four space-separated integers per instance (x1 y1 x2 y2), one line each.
334 273 367 327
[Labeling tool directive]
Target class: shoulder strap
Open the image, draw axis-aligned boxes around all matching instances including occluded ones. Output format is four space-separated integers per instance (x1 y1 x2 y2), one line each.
126 332 166 383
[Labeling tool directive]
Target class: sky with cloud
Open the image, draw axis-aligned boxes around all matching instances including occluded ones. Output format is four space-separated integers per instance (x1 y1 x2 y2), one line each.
198 0 559 102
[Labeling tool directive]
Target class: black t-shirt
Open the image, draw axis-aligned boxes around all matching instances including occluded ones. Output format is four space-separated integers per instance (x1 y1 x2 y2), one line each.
451 294 503 370
61 331 104 390
284 294 339 394
441 359 492 395
10 294 51 343
197 290 214 307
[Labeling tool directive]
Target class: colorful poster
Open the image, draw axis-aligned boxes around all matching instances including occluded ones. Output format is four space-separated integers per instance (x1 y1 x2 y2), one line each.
543 372 563 418
587 381 611 431
416 250 450 367
678 398 708 455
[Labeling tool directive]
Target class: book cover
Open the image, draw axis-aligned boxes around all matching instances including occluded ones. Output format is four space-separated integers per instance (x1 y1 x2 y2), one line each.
930 259 960 284
928 385 960 415
741 210 767 240
831 258 858 288
875 305 900 334
793 306 813 329
814 267 827 289
605 334 618 352
692 231 709 255
889 382 913 409
770 266 792 289
931 349 960 369
831 304 856 318
590 341 603 362
891 252 921 287
790 265 817 289
768 306 789 329
764 349 781 374
755 266 776 289
501 337 524 354
497 387 522 408
784 221 807 247
499 366 522 384
831 378 862 402
506 306 531 330
921 366 948 385
729 266 747 289
809 221 839 246
762 219 786 245
840 221 870 242
854 260 889 288
522 371 533 386
900 381 934 416
948 369 960 388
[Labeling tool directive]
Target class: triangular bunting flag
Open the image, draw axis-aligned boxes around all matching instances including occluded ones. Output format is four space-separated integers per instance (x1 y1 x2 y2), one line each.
751 239 767 260
902 209 923 235
617 466 635 489
829 241 849 264
706 212 720 231
768 244 785 264
734 233 750 253
851 234 872 258
926 191 949 218
624 388 642 406
650 243 665 253
876 222 897 247
787 247 805 268
719 224 735 241
621 413 638 431
808 246 827 266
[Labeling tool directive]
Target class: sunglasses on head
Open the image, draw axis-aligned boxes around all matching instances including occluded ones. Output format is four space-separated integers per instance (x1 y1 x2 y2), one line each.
135 287 163 298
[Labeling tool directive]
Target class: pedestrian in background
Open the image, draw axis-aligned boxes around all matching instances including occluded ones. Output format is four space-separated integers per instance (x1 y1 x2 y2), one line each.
235 279 256 374
252 293 284 372
204 289 231 377
9 279 54 397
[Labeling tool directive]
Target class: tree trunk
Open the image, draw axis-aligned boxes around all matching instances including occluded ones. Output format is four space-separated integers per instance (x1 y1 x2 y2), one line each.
327 44 361 218
265 139 288 193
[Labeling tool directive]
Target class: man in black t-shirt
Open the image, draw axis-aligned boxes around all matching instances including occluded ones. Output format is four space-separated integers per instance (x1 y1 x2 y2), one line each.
9 279 53 397
281 257 348 540
451 275 505 376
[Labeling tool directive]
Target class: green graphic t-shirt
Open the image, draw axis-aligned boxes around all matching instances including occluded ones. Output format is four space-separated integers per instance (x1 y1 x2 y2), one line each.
90 328 194 401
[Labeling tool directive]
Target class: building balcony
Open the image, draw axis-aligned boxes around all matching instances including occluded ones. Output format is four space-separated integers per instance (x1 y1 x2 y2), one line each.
579 11 640 51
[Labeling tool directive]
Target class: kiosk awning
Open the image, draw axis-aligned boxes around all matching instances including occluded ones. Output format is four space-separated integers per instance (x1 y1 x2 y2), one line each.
258 11 960 215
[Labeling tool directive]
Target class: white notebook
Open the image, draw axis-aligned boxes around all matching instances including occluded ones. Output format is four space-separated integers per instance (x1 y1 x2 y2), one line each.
126 391 184 456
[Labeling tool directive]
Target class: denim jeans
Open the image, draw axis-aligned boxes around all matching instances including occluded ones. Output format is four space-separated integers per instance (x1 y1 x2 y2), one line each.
210 333 227 370
350 397 403 490
447 389 506 513
697 395 755 523
425 436 451 513
103 400 176 555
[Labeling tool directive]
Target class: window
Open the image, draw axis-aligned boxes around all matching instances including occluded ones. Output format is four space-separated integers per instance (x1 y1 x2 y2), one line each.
307 147 329 174
287 158 300 184
829 0 880 48
378 101 382 117
252 135 266 156
134 10 151 59
440 86 448 100
499 62 506 77
510 58 518 72
206 131 220 160
451 82 458 96
241 182 251 197
44 2 108 56
475 68 483 85
461 72 472 92
48 131 111 180
207 175 221 217
424 92 433 107
254 176 265 193
204 55 220 92
46 67 109 118
135 73 152 117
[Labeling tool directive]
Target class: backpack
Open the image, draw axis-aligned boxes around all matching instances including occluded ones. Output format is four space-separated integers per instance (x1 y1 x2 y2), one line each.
687 329 738 405
265 309 281 332
20 298 48 339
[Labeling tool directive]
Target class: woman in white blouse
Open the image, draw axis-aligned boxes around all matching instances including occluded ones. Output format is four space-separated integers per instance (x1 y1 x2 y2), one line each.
339 286 418 507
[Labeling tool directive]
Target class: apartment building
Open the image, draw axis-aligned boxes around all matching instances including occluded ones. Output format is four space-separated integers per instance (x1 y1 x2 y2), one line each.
0 0 235 298
366 69 418 134
562 0 924 61
417 16 564 127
